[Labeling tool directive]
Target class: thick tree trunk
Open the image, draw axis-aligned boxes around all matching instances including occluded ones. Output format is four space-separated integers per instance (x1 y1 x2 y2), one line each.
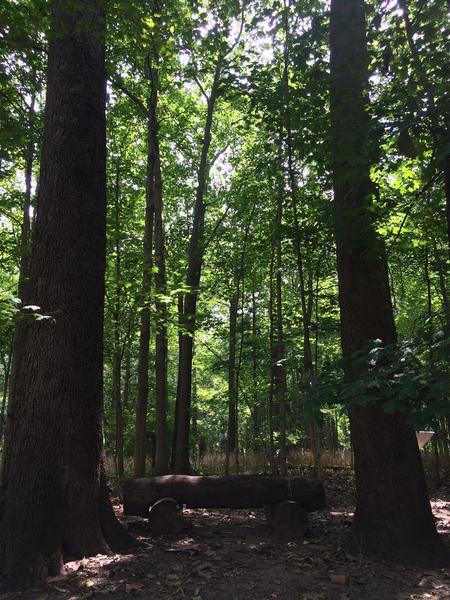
329 0 447 566
174 56 223 474
0 1 132 590
123 475 325 516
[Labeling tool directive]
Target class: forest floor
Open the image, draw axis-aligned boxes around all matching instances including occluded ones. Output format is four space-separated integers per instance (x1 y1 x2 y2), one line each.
3 469 450 600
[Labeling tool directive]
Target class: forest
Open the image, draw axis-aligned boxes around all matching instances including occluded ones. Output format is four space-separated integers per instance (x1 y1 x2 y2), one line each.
0 0 449 597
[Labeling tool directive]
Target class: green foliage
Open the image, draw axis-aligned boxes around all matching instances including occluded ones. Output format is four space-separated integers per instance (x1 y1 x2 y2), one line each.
1 0 448 460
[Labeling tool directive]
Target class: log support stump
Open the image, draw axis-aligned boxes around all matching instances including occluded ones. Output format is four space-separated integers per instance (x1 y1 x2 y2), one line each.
148 498 185 535
265 500 309 541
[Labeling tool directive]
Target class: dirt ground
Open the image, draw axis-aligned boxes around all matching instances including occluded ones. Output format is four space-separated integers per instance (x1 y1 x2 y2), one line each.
3 470 450 600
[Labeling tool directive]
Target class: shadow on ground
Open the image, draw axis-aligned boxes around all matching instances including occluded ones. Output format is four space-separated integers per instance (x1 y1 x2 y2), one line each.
2 471 449 600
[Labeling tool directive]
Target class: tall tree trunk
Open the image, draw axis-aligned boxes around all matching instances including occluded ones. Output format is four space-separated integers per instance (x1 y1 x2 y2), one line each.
112 163 124 477
282 3 321 475
274 189 287 476
171 293 184 471
329 0 447 565
174 55 223 474
251 290 260 448
268 241 276 475
0 1 131 589
133 72 156 477
150 60 168 475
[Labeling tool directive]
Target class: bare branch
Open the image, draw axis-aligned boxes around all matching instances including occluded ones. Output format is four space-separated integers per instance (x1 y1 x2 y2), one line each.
109 76 147 116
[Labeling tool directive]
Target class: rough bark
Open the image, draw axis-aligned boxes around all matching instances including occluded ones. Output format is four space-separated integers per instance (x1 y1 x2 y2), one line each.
123 475 325 516
0 0 132 590
329 0 447 566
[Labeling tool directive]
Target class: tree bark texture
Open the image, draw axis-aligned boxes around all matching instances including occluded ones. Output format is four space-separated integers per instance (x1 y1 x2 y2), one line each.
123 475 325 516
0 0 131 589
329 0 447 566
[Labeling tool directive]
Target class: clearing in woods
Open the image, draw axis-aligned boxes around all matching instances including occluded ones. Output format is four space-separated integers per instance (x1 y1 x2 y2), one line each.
2 470 449 600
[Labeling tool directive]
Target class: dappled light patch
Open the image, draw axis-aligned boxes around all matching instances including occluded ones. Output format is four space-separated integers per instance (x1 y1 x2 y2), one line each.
1 471 448 599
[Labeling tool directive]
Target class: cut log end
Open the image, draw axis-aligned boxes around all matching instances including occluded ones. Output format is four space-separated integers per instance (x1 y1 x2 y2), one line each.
265 501 309 541
148 498 185 535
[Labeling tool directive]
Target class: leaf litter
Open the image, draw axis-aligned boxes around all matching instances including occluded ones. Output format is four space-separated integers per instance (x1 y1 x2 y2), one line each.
2 470 449 600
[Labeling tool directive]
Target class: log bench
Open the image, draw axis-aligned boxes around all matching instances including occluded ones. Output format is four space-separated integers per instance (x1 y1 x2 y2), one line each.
123 474 326 540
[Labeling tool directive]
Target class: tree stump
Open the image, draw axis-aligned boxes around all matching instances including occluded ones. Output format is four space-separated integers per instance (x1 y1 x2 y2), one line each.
148 498 185 535
265 500 309 541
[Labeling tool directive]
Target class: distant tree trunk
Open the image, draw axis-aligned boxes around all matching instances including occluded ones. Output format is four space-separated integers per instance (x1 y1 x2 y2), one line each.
17 93 36 300
268 242 276 475
191 371 198 465
274 188 287 476
226 293 238 475
0 0 131 589
251 290 260 448
112 163 124 477
123 341 132 411
397 0 450 254
133 67 156 478
282 3 321 475
149 59 168 475
171 293 184 471
431 239 450 326
329 0 447 565
174 55 223 474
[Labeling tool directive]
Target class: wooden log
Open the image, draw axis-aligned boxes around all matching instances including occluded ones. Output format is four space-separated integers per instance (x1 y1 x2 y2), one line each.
265 501 309 540
148 498 185 534
123 474 325 517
